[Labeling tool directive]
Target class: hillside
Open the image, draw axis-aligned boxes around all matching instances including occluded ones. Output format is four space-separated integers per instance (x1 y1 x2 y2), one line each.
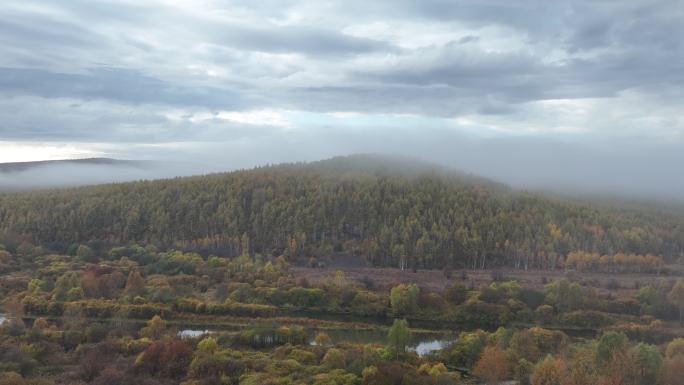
0 154 682 269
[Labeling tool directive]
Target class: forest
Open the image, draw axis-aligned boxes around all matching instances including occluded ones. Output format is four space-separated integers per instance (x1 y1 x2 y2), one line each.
3 240 684 384
2 156 684 384
0 155 683 271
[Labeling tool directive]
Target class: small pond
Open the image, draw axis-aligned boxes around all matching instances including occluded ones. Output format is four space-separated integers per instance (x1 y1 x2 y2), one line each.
411 339 448 356
178 329 213 338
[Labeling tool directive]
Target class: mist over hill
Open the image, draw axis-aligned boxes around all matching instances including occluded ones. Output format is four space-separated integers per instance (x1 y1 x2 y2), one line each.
0 158 168 191
0 158 142 173
1 154 682 270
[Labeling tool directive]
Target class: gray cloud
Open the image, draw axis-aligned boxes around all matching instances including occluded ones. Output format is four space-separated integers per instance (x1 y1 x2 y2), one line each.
0 0 683 202
1 0 682 116
208 25 398 56
0 67 248 108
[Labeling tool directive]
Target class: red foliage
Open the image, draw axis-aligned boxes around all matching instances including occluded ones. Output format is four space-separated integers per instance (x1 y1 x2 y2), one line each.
662 356 684 385
136 340 193 379
474 346 509 385
91 367 126 385
363 362 415 385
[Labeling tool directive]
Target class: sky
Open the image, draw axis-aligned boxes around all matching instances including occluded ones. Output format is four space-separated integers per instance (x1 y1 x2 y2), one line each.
1 0 683 200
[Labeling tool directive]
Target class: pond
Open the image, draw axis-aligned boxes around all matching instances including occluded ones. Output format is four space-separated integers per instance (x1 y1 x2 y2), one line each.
178 325 455 357
178 329 213 338
411 339 449 356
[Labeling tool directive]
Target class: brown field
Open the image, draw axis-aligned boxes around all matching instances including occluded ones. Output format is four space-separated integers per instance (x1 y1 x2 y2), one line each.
292 266 684 295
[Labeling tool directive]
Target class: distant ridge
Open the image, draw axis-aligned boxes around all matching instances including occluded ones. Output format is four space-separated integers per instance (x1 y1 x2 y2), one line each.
0 158 147 173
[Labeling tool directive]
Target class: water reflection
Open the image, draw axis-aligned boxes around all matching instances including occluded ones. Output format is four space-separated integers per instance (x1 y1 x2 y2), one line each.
411 339 446 356
178 329 212 338
177 325 453 357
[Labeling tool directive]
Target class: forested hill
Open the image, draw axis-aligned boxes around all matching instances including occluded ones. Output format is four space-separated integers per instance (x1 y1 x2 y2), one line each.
0 154 683 270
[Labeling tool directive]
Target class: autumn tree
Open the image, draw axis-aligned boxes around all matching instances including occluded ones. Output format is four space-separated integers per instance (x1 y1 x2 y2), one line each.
197 336 218 353
545 279 583 313
509 329 542 363
124 270 145 298
473 346 509 385
78 344 111 382
189 336 245 379
314 332 332 347
3 297 26 336
445 283 467 305
322 348 346 369
387 319 410 357
629 343 662 385
91 367 127 385
390 284 419 316
52 272 81 301
135 340 193 378
531 355 566 385
514 359 534 385
662 356 684 385
596 332 629 369
666 338 684 359
669 280 684 326
140 315 166 339
76 244 94 261
567 344 598 385
449 330 488 368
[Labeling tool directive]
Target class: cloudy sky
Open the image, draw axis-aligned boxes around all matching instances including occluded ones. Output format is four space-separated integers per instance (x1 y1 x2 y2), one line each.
1 0 683 200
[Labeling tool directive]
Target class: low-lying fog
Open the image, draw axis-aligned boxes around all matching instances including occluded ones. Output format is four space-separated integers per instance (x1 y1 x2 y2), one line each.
1 133 682 206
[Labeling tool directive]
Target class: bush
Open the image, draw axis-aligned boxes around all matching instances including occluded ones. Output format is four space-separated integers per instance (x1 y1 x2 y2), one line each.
606 279 620 290
558 310 614 329
135 340 193 378
173 298 277 317
390 284 419 316
516 288 544 310
350 291 386 316
321 348 346 369
233 326 307 348
455 301 511 327
445 284 467 305
535 305 555 324
287 287 326 308
607 322 676 345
